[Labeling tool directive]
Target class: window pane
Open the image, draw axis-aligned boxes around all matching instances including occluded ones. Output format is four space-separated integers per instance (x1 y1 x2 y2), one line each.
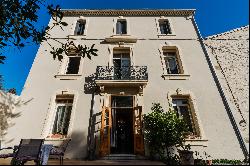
173 106 179 117
168 57 178 74
76 21 85 35
111 96 133 108
121 21 127 34
66 57 81 74
116 20 127 34
52 106 65 134
113 53 131 79
116 21 122 34
172 99 194 133
179 106 194 133
62 106 72 134
164 52 180 74
52 105 72 135
165 21 171 34
159 20 171 34
159 22 166 34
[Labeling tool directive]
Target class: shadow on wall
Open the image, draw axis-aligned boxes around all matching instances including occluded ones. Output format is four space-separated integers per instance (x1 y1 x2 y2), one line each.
84 73 102 160
0 91 31 146
90 112 102 159
63 131 88 159
84 73 99 94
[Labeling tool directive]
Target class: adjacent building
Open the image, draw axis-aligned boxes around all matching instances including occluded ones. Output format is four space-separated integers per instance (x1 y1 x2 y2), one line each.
1 10 247 160
204 25 249 154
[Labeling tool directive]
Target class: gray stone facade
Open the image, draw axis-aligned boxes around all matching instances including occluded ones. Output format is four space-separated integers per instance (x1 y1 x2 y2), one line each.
204 26 249 153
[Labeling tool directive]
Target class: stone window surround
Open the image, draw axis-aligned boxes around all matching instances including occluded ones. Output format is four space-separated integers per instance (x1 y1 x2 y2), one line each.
167 89 208 147
113 16 131 36
108 43 135 66
155 16 176 37
68 16 89 39
159 43 190 80
41 90 78 140
54 43 84 80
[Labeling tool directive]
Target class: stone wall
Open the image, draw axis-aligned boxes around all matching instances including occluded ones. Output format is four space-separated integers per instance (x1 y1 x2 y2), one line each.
204 26 249 151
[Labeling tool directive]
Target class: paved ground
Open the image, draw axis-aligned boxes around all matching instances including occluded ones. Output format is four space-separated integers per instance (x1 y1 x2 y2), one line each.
0 158 165 165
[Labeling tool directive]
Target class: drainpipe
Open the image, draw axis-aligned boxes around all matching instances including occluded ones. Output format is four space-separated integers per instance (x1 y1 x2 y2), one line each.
191 15 249 160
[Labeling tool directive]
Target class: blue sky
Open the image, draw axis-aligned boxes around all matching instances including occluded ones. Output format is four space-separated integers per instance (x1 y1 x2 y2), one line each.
0 0 249 95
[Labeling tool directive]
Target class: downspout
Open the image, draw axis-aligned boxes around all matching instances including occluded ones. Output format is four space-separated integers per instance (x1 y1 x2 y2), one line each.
191 14 249 160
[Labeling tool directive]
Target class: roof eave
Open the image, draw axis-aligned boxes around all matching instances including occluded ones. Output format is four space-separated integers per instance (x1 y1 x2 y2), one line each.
61 9 196 17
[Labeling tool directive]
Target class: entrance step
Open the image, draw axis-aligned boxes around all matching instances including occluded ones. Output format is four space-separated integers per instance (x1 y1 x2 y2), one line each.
101 154 146 160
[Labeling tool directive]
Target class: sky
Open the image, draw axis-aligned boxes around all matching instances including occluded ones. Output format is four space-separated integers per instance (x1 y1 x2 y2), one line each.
0 0 249 95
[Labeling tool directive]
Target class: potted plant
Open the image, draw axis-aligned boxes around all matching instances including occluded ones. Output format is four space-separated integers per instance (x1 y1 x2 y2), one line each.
178 144 194 165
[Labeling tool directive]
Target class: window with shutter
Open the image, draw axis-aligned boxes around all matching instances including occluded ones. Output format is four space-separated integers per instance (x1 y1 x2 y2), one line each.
164 52 180 74
75 20 86 35
159 20 171 35
116 20 127 34
51 95 74 137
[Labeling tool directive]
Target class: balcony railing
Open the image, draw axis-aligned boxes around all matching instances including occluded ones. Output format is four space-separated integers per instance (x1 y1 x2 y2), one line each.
96 66 148 81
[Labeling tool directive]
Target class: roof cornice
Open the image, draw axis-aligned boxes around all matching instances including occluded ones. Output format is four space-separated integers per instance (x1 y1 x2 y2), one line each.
205 25 249 40
61 9 195 17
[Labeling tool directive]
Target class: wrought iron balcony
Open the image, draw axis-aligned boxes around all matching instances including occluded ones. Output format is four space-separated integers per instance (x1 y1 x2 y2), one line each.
96 66 148 81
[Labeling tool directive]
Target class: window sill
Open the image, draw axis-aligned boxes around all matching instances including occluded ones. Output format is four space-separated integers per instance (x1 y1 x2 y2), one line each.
184 137 208 147
112 34 131 36
105 34 137 43
54 74 82 80
157 34 176 37
162 74 190 80
68 35 86 39
45 134 68 140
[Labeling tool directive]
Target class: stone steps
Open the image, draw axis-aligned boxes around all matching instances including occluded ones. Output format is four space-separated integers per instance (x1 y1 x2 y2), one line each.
101 154 146 160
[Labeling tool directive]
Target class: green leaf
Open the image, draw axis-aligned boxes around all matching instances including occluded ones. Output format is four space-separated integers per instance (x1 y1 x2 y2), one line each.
0 56 6 64
19 43 25 47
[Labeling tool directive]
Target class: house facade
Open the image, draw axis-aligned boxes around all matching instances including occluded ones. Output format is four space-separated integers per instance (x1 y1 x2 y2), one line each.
2 10 246 160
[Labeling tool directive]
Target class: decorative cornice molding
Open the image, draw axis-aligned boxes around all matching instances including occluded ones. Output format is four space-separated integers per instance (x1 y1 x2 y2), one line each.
61 9 195 17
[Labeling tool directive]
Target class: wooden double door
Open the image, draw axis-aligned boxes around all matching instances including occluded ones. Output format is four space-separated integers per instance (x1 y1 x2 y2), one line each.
99 96 144 156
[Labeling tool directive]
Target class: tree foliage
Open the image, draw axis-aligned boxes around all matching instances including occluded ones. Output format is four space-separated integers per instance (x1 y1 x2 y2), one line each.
0 0 98 64
0 75 3 90
143 103 189 161
0 0 98 91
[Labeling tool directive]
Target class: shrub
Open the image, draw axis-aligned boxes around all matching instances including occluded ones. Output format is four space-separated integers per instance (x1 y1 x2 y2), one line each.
143 103 189 162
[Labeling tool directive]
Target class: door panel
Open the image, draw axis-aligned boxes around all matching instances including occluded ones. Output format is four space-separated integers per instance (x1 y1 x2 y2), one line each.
113 109 133 154
133 106 144 155
99 106 112 157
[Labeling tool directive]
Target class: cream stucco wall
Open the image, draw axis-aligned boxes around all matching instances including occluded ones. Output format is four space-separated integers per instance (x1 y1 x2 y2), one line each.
2 10 245 160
